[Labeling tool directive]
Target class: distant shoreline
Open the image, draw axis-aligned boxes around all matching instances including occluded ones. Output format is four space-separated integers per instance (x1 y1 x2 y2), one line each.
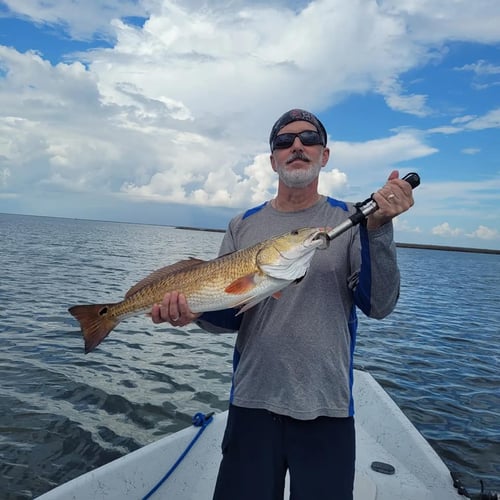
1 213 498 255
394 242 499 255
175 225 500 255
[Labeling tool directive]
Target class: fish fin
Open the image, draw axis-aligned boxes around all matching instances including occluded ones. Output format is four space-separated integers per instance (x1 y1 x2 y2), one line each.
235 295 268 315
224 274 257 295
68 304 120 354
294 275 305 285
125 258 206 298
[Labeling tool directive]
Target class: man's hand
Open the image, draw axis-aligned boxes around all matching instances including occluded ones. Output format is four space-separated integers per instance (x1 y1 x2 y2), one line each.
151 291 200 327
367 170 414 230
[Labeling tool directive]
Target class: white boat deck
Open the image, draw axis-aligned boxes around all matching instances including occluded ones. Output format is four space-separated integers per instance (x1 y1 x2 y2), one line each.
37 370 466 500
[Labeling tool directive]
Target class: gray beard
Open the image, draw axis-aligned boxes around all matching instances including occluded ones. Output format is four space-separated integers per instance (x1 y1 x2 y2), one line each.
276 161 322 188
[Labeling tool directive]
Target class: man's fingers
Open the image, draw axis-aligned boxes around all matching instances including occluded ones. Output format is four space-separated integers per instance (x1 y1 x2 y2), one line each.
150 291 198 325
167 291 180 321
387 169 399 181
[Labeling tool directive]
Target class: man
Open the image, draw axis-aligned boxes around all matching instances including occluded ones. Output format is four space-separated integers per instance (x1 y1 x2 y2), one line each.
151 109 414 499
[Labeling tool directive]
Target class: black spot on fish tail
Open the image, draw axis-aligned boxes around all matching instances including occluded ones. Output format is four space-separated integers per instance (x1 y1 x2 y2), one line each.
68 303 120 353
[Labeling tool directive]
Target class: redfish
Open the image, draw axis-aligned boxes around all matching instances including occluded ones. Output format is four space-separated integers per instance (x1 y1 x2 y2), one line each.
69 227 329 353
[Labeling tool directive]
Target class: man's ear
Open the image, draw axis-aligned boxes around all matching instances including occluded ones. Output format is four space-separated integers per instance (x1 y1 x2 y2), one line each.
270 153 277 172
322 147 330 167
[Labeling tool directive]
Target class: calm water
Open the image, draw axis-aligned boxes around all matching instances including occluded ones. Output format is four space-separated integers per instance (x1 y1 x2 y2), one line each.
0 213 498 499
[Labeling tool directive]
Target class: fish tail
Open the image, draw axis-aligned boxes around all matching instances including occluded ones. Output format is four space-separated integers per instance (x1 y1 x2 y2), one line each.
68 304 120 354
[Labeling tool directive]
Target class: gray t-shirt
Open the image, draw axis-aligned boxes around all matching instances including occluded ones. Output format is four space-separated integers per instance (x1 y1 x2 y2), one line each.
199 196 400 419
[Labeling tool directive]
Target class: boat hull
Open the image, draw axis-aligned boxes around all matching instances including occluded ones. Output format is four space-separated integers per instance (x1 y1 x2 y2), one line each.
37 370 465 500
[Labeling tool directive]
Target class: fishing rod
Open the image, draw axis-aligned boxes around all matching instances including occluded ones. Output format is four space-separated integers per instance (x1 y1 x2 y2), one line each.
324 172 421 242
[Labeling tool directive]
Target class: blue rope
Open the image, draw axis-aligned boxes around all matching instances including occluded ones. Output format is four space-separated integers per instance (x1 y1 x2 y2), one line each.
142 412 214 500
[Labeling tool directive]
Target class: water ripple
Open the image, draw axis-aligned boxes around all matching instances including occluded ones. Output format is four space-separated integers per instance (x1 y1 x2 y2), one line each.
1 214 498 498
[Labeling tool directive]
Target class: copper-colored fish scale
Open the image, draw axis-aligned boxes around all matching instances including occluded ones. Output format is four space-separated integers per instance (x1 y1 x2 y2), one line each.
109 242 266 319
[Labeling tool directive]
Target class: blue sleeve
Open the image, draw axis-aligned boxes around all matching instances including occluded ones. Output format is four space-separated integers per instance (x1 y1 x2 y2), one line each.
353 224 372 316
353 223 400 319
196 309 242 333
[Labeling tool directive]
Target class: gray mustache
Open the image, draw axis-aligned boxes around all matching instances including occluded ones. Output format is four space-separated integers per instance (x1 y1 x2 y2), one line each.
286 152 310 164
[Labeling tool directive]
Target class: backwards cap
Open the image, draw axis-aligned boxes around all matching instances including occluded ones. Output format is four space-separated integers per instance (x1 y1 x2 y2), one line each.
269 109 327 151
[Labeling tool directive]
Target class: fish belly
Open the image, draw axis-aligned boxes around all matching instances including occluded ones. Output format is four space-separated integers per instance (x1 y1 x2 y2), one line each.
185 275 292 313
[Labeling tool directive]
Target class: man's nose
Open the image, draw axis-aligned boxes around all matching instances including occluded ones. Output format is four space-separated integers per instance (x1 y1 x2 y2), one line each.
291 135 304 150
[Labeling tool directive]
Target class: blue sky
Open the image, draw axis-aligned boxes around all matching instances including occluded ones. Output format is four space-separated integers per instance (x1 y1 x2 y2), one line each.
0 0 499 250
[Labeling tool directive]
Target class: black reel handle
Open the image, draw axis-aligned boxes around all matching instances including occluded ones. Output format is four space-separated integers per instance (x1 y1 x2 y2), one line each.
402 172 420 189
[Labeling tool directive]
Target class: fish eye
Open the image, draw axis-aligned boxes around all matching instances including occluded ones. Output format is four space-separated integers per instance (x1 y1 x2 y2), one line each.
291 229 299 235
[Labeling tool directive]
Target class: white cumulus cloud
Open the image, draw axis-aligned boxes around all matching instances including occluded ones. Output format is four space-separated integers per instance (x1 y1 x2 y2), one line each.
432 222 464 237
466 226 499 240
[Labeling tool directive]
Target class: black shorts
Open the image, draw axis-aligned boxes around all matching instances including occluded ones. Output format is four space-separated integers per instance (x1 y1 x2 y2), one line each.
213 404 355 500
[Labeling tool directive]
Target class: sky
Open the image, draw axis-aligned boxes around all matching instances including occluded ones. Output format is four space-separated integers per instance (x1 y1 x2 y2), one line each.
0 0 499 250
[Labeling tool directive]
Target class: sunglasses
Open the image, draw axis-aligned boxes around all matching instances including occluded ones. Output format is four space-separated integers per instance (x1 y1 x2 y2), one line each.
272 130 324 150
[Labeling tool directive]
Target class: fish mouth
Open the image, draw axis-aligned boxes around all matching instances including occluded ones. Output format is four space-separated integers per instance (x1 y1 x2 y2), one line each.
312 230 330 250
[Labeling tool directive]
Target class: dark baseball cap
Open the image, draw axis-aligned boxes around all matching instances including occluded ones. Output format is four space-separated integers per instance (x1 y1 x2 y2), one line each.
269 109 327 151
